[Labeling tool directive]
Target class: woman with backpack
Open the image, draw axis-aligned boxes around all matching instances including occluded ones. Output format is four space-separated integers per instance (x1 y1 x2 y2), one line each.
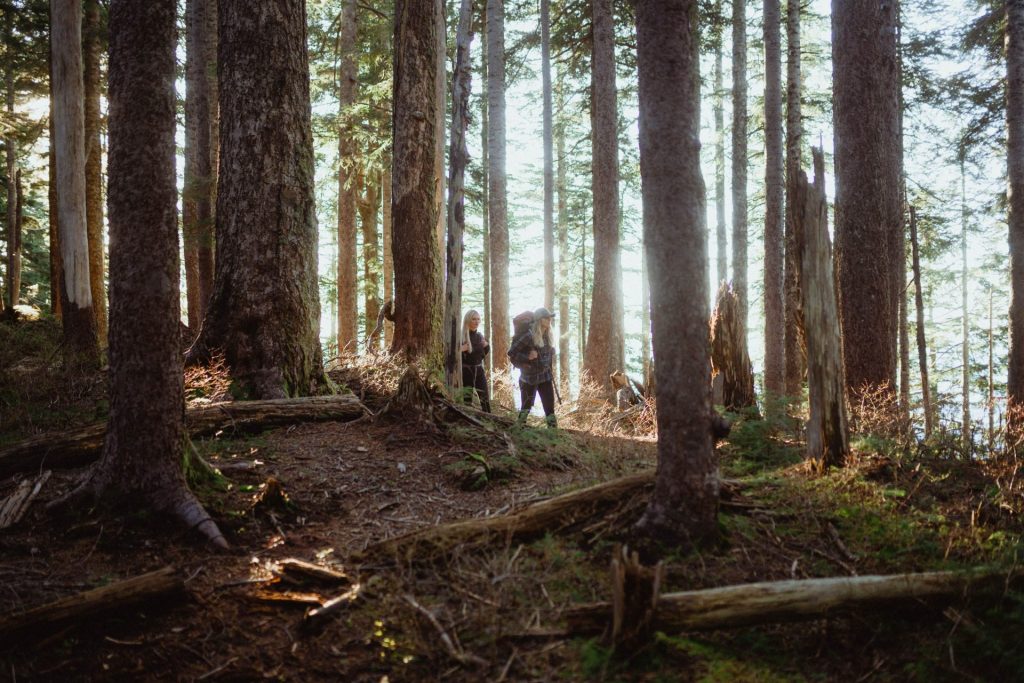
460 309 491 413
509 307 557 428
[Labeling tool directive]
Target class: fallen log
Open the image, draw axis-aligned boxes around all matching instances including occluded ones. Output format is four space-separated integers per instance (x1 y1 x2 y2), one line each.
0 566 184 643
565 567 1022 635
0 470 51 529
0 395 369 479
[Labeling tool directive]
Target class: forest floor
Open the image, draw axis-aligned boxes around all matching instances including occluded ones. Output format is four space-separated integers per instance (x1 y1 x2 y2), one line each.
1 319 1024 682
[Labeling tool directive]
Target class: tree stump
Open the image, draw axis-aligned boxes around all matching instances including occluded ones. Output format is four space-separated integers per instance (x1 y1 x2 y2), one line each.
609 544 663 649
381 365 439 426
710 283 757 413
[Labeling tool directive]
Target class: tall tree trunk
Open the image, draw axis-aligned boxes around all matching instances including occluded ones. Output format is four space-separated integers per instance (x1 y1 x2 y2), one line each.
83 0 106 343
634 0 717 547
6 169 20 311
899 228 910 425
444 0 474 390
713 1 727 288
382 164 394 347
909 206 932 438
583 0 623 390
580 229 587 360
79 0 224 547
542 0 554 310
556 75 570 391
337 0 358 354
961 160 971 456
51 0 99 368
989 288 995 453
358 172 381 344
183 0 217 339
486 0 509 370
391 0 443 362
1009 0 1024 434
732 0 748 327
783 0 803 399
5 10 18 312
435 0 447 256
48 97 61 319
479 8 491 369
641 244 651 390
763 0 784 399
189 0 326 399
832 0 902 400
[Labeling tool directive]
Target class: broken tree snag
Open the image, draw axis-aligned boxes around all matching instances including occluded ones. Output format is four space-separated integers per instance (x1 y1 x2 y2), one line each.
380 365 438 425
798 148 849 471
0 470 51 529
366 299 395 351
0 394 369 479
710 282 758 413
0 566 184 642
565 568 1021 635
609 545 664 648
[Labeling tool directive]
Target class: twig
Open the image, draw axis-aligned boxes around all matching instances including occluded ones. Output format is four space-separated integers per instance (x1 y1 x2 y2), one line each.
403 594 488 667
197 656 238 681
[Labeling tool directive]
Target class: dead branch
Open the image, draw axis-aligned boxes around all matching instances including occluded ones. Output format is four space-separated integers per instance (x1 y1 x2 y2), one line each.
404 594 489 667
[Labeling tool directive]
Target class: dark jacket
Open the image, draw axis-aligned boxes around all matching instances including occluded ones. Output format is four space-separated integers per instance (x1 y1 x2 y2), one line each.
510 328 555 386
462 330 490 367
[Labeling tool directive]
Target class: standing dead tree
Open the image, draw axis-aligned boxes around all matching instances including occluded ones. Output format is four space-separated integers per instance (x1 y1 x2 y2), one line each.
710 282 757 413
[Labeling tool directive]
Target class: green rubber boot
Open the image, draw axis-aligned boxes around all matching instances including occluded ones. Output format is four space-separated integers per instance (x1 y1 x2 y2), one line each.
516 410 530 425
545 414 558 429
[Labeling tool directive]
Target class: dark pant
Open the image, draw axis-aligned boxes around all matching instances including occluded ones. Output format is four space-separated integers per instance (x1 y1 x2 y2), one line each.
461 365 490 413
520 380 555 416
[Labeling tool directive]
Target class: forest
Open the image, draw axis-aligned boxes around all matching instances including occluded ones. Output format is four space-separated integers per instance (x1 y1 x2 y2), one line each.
1 0 1023 680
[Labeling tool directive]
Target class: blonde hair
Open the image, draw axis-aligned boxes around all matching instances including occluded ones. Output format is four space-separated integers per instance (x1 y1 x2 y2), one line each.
530 316 552 348
462 309 480 348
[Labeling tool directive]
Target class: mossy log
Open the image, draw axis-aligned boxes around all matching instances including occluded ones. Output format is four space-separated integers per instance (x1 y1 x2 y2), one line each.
0 566 184 642
0 395 368 479
565 568 1021 634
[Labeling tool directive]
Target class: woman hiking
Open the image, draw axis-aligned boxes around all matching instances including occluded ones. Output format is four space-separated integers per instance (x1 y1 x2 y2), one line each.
509 307 558 428
460 309 491 413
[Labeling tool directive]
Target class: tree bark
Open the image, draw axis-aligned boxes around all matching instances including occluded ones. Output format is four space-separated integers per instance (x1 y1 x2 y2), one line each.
583 0 624 392
391 0 443 363
799 149 849 470
47 100 61 319
713 1 727 288
763 0 784 399
961 160 971 455
183 0 218 338
731 0 748 327
909 206 932 438
784 0 804 400
51 0 98 368
711 283 757 412
556 76 570 390
5 19 19 312
7 169 21 311
1010 0 1024 434
486 0 509 370
634 0 718 548
444 0 474 391
833 0 902 400
337 0 358 354
189 0 327 400
83 0 106 344
382 164 394 348
434 0 447 257
358 172 382 345
76 0 226 548
542 0 554 310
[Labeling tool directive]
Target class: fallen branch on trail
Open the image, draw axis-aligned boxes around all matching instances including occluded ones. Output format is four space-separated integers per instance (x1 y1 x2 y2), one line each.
0 394 369 479
0 566 184 643
0 470 51 529
564 567 1022 635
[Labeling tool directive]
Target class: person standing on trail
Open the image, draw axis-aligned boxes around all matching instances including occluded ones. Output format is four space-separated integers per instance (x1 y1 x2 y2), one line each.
509 307 558 428
460 309 491 413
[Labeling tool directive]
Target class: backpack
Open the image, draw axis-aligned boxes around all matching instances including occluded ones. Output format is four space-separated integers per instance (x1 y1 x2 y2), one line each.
508 310 535 369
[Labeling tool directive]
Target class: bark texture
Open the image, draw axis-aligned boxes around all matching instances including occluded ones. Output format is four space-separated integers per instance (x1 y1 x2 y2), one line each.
88 0 224 547
486 0 509 369
713 2 727 287
51 0 98 367
634 0 718 547
542 0 554 310
583 0 624 391
337 0 358 354
784 0 804 398
190 0 326 399
47 104 61 319
183 0 218 337
711 283 757 412
382 164 394 348
5 33 18 311
556 77 570 389
358 172 381 343
832 0 902 398
391 0 443 363
83 0 106 343
909 206 933 437
763 0 784 398
731 0 748 326
1011 0 1024 431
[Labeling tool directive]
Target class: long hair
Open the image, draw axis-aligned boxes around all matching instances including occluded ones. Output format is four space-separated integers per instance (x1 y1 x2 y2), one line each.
462 309 479 348
531 317 552 348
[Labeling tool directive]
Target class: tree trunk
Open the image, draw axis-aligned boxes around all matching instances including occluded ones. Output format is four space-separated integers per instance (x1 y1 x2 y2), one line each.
899 228 910 426
542 0 554 310
479 7 490 368
486 0 509 371
1009 0 1024 434
47 102 61 319
909 206 932 438
833 0 902 400
641 245 651 393
183 0 217 338
434 0 447 257
989 288 995 452
783 0 804 400
763 0 784 399
78 0 225 548
556 76 570 391
337 0 358 354
731 0 748 327
583 0 624 392
51 0 99 369
713 2 727 288
391 0 443 363
83 0 106 344
800 148 849 470
189 0 327 399
358 172 381 345
444 0 474 390
5 169 20 311
382 164 394 348
711 283 757 412
634 0 718 548
5 29 19 312
961 161 971 455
